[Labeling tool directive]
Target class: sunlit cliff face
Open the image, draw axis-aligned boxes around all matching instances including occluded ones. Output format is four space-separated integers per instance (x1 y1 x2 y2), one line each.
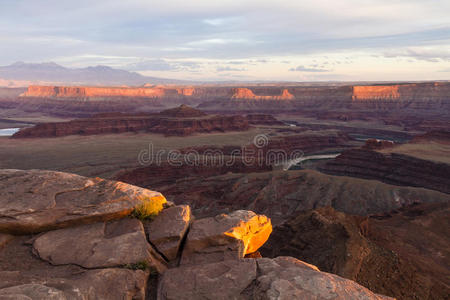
352 86 400 100
231 88 294 100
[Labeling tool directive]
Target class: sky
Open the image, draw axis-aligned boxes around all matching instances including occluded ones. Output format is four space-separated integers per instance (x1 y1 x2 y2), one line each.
0 0 449 81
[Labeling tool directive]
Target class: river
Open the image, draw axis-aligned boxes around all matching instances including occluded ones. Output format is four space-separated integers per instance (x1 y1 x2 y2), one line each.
282 153 341 171
0 128 21 137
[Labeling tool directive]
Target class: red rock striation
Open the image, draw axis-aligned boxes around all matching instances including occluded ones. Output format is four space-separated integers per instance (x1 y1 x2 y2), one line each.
11 105 250 138
22 85 168 99
362 139 395 150
245 114 284 125
115 160 272 188
411 130 450 144
320 149 450 194
231 88 294 100
252 131 352 158
352 86 400 100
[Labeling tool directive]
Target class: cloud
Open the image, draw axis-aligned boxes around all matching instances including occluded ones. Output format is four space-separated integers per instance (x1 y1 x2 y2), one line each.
383 47 450 62
226 61 246 65
126 59 175 71
289 65 331 72
216 66 246 72
125 59 201 72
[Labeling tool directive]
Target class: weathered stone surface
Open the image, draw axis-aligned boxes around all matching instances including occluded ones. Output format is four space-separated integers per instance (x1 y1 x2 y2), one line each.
158 257 393 300
146 205 192 261
254 257 393 299
0 284 66 300
0 268 148 300
158 259 257 300
0 234 13 249
33 218 166 272
181 210 272 265
0 169 166 234
0 234 149 299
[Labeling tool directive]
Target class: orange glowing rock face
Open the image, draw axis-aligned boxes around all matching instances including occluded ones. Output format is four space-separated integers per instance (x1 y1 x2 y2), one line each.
352 85 400 100
224 213 272 255
231 88 294 100
22 85 168 98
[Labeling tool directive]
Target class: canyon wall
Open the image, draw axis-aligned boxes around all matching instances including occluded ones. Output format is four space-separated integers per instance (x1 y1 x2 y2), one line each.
21 83 450 103
231 88 294 100
320 149 450 194
22 85 169 98
11 105 254 138
352 86 400 100
14 83 450 122
11 114 250 138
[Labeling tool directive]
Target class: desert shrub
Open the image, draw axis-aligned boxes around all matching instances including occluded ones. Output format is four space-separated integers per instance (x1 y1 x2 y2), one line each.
125 261 149 271
131 194 166 220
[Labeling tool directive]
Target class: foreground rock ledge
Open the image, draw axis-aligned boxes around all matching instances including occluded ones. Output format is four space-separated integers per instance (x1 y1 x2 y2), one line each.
33 218 166 272
158 257 393 300
0 268 148 300
0 169 167 234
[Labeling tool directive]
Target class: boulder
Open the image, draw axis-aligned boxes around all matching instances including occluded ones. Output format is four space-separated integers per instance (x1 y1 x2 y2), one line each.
158 259 257 300
0 169 167 234
180 210 272 265
33 218 166 273
254 257 393 299
0 268 148 300
158 257 393 300
146 205 192 261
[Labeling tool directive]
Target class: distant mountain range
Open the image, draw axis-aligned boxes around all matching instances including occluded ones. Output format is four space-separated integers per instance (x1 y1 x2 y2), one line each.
0 62 186 86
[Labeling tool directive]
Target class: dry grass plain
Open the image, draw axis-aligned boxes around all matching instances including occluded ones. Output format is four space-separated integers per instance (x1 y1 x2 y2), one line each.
380 142 450 164
0 128 265 178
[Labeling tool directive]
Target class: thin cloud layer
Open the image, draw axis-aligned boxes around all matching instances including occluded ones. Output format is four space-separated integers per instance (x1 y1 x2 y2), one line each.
0 0 449 81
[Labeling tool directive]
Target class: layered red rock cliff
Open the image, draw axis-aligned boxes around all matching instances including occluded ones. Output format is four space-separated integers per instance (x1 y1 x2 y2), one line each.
320 149 450 194
22 85 170 98
11 105 251 138
21 83 450 104
231 88 294 100
352 86 400 100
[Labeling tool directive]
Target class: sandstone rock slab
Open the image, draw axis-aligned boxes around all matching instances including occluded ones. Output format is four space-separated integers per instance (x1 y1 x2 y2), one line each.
254 257 393 299
33 218 166 273
158 259 257 300
0 268 148 300
0 169 167 234
158 257 393 300
181 210 272 265
146 205 192 261
0 284 66 300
